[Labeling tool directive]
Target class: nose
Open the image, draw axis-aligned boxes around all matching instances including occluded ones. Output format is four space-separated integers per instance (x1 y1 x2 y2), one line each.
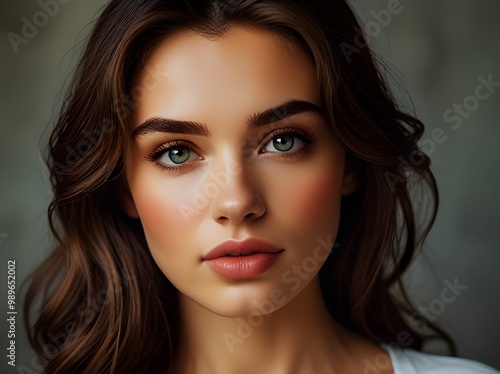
209 162 266 225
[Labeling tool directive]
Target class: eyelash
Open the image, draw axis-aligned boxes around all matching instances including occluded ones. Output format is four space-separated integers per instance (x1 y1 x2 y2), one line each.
145 128 318 173
145 140 197 173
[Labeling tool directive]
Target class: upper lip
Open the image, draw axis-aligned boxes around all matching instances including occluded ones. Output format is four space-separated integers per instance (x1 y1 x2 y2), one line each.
203 238 282 260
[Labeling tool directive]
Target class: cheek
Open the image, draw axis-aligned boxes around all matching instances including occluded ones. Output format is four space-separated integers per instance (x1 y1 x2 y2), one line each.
135 184 186 234
297 174 341 221
127 169 208 284
272 166 343 228
127 166 208 247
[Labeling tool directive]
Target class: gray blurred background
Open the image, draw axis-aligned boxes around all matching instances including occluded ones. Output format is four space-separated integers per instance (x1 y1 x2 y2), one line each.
0 0 499 372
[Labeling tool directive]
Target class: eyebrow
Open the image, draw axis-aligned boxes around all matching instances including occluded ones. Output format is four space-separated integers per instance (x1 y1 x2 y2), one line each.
131 99 325 140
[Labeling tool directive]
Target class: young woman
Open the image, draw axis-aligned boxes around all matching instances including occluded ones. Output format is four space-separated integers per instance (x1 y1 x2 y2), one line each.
24 0 499 373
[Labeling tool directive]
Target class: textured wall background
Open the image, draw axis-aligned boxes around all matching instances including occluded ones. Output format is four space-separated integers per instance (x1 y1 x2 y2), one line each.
0 0 499 372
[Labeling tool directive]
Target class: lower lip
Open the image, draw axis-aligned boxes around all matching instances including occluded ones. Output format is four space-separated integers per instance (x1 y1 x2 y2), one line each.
204 252 282 280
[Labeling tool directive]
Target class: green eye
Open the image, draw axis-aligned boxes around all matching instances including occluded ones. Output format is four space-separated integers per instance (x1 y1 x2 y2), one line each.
161 146 193 165
264 134 302 153
273 135 294 151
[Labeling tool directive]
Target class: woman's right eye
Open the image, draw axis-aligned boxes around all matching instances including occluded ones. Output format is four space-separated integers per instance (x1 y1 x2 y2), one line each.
158 146 200 166
145 141 202 171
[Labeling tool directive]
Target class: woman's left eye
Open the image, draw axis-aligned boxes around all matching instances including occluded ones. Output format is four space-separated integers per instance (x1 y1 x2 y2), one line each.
263 134 303 153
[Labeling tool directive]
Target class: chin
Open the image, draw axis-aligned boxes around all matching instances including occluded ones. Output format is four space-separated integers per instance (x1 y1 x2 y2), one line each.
187 280 295 318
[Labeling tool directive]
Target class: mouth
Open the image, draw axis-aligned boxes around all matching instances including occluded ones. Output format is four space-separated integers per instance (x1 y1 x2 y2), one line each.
203 238 283 260
203 238 283 280
225 252 258 256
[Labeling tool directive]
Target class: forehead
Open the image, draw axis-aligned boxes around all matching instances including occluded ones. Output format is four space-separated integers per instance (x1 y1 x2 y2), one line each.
132 26 319 126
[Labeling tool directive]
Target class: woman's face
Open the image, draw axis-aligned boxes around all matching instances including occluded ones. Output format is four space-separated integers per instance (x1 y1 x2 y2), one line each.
124 27 356 317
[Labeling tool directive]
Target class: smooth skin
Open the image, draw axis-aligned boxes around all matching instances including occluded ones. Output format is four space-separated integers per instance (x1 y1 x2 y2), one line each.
120 26 394 374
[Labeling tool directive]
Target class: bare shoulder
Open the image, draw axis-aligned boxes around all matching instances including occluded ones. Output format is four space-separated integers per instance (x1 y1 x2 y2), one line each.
382 344 500 374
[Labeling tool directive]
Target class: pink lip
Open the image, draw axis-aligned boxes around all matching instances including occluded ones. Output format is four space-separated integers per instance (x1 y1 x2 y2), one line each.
203 239 283 280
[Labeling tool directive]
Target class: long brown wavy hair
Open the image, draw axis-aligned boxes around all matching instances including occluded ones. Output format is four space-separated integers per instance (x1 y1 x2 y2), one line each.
24 0 455 372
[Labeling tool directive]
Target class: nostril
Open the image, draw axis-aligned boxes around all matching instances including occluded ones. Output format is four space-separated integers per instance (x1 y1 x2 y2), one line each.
244 212 258 220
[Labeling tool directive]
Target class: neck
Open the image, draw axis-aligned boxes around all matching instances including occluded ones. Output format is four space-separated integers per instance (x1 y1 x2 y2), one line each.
171 276 379 374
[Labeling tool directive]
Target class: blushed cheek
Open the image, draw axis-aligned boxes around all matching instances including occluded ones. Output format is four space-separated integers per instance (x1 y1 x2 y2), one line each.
281 171 343 227
129 171 209 249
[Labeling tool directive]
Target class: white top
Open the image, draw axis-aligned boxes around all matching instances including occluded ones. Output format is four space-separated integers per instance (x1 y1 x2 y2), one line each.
382 344 500 374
